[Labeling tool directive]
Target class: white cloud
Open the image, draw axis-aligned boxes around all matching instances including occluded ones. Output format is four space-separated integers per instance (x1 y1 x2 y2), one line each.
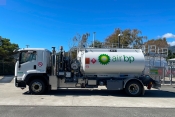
168 41 175 46
162 33 175 38
157 35 161 38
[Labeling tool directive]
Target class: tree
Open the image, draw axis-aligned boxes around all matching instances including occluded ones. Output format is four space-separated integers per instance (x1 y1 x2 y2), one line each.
167 50 175 59
79 33 90 48
144 38 169 53
0 36 2 46
71 33 81 48
105 28 147 48
0 36 19 62
69 33 90 59
130 29 147 48
89 40 103 48
105 28 121 44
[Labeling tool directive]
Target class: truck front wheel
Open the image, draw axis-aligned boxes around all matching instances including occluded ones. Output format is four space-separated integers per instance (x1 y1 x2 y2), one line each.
125 81 142 97
29 79 46 95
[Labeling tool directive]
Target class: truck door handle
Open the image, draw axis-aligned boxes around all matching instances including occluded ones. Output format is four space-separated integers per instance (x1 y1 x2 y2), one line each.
34 65 36 69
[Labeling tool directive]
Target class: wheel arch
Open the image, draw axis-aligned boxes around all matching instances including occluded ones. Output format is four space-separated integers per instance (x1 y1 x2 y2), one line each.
124 78 145 95
24 73 49 86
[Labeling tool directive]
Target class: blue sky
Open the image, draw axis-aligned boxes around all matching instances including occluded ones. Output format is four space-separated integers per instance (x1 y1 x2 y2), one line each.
0 0 175 51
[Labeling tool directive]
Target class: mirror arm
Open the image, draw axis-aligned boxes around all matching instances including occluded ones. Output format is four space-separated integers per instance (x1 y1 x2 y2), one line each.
18 64 21 68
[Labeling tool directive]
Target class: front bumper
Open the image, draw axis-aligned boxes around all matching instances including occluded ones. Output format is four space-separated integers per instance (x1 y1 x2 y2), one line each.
14 76 26 88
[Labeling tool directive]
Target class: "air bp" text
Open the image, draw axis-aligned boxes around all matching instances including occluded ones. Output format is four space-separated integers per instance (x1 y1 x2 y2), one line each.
112 55 135 63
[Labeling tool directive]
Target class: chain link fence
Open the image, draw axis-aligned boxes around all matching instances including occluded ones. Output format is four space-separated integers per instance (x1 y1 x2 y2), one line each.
144 65 175 85
163 65 175 85
0 62 15 75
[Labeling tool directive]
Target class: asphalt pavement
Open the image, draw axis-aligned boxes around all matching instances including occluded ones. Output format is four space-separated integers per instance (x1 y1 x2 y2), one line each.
0 76 175 108
0 76 175 116
0 106 175 117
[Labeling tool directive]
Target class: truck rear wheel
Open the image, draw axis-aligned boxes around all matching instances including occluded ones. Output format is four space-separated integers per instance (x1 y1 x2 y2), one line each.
29 79 46 95
125 81 142 97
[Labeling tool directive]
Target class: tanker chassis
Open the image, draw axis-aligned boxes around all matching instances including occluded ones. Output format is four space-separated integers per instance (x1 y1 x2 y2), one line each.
14 46 161 96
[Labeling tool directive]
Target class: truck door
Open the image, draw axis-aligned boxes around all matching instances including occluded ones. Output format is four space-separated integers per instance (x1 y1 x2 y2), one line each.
17 51 37 80
36 51 46 73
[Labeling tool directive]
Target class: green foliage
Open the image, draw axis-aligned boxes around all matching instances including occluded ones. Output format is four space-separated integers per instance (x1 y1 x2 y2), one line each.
105 28 147 48
0 37 2 46
71 51 77 59
144 38 169 53
69 33 90 59
0 36 19 62
71 33 90 48
89 40 103 48
144 38 169 48
0 62 15 75
167 50 175 60
79 33 90 48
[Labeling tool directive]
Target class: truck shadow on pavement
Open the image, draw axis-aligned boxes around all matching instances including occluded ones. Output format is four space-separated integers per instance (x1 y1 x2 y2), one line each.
162 81 175 84
23 89 175 98
0 76 14 83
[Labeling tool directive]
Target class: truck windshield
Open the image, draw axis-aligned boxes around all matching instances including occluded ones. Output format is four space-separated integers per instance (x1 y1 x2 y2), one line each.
19 51 36 64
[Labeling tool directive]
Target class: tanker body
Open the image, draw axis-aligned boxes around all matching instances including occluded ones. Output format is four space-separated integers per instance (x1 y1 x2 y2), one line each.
14 47 161 96
79 48 145 75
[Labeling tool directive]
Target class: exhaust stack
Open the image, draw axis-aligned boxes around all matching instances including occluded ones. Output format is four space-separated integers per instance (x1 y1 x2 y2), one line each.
59 46 64 71
51 47 56 76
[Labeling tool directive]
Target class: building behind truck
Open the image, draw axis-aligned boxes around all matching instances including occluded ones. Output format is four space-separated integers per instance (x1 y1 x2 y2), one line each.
14 45 161 97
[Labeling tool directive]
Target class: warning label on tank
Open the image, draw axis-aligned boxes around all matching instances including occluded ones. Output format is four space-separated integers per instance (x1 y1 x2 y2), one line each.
91 58 97 64
85 58 90 64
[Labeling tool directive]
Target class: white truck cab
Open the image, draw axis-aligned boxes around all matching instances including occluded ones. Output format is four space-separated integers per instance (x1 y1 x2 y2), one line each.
14 48 51 93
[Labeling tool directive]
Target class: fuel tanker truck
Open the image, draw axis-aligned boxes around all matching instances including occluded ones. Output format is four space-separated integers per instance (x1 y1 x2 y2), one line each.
14 46 161 96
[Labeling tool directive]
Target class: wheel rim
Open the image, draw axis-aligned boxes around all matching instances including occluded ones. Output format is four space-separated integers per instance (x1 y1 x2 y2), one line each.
128 84 139 95
31 82 42 93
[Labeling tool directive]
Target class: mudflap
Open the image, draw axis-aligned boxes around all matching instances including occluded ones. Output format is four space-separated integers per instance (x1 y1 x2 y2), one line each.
152 80 161 89
139 75 161 90
142 86 145 95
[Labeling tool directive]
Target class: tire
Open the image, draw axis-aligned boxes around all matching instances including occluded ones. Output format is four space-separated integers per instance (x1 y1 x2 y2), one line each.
29 79 46 95
125 81 142 97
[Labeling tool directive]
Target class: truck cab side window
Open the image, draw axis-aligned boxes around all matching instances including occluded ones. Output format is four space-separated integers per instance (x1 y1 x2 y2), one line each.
20 51 36 64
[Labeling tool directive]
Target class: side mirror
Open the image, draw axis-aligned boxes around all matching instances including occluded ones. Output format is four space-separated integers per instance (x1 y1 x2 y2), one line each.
13 49 19 53
13 49 17 53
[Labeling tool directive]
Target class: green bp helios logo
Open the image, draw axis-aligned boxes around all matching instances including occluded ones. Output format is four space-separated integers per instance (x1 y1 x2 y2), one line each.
98 54 110 65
